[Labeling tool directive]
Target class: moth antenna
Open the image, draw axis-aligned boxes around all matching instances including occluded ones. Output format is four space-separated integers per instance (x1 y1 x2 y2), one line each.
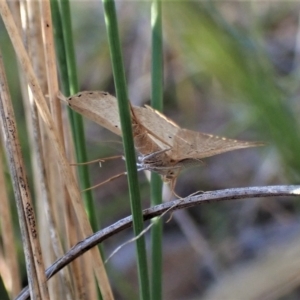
82 171 127 192
70 155 123 166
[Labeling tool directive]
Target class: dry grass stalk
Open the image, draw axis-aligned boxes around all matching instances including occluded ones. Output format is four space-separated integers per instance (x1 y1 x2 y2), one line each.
39 0 90 298
0 1 113 299
17 1 73 298
0 50 49 299
0 144 22 297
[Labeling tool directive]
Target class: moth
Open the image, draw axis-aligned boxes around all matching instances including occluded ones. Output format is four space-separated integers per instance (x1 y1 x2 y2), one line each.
58 91 263 187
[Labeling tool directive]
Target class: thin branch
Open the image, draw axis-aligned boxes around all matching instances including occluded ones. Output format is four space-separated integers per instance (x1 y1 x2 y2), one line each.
16 185 300 300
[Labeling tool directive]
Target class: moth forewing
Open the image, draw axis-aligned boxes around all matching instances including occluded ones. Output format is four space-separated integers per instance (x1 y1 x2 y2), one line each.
172 128 264 160
132 105 179 150
58 91 122 136
131 104 170 156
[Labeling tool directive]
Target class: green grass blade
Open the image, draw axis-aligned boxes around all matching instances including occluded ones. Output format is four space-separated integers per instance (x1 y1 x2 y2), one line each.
52 0 100 233
52 1 103 298
150 1 163 300
102 1 150 299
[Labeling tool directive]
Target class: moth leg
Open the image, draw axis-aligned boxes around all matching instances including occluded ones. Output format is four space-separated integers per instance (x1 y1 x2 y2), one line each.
82 171 127 192
190 190 204 196
138 147 172 163
169 177 183 199
136 164 146 171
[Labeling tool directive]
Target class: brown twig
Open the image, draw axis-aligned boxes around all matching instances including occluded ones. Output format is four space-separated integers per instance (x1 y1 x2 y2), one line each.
16 185 300 300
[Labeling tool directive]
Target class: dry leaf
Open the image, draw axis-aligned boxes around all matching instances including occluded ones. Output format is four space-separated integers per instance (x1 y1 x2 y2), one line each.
59 91 263 185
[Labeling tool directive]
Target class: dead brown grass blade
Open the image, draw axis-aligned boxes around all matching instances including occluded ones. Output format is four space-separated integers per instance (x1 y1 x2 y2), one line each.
18 1 74 298
0 50 49 299
0 144 22 298
0 2 113 299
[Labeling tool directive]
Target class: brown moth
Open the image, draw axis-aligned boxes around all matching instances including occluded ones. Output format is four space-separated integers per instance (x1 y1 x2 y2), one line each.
132 105 263 188
59 91 263 186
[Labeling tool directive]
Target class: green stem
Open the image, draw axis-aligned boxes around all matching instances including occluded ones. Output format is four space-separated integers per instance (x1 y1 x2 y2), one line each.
56 0 99 231
52 1 103 298
150 1 163 300
102 1 150 299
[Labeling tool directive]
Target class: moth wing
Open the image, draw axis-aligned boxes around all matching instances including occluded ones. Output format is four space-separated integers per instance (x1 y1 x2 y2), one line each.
60 91 122 136
172 129 263 160
133 105 179 151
